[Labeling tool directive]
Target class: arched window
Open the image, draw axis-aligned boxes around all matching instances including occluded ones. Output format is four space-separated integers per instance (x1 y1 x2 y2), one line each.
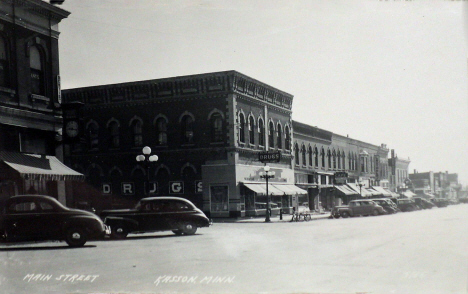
108 121 120 148
332 149 337 169
314 147 319 167
258 119 265 146
248 116 255 145
30 46 45 95
181 115 194 144
337 151 341 169
238 113 245 143
327 149 332 168
301 144 306 166
284 125 291 151
321 147 325 167
87 122 99 150
131 119 143 147
211 113 223 143
0 36 9 87
308 146 313 166
268 121 275 148
276 123 282 149
294 143 299 165
156 117 168 145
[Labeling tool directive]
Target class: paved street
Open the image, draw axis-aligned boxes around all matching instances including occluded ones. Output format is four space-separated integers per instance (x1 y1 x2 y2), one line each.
1 204 467 294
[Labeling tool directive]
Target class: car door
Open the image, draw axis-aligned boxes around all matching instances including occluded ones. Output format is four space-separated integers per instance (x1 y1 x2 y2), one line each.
4 199 41 241
139 200 167 231
351 201 362 215
34 199 63 238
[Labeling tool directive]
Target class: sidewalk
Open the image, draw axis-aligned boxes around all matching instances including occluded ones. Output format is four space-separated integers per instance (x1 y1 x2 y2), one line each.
211 212 331 223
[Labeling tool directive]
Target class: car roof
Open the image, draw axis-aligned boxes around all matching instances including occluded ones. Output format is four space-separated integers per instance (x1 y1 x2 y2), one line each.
8 195 57 201
140 196 192 202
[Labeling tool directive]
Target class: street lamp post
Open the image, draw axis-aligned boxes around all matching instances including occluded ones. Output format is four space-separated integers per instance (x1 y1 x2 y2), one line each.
260 165 274 222
136 146 158 196
358 182 364 200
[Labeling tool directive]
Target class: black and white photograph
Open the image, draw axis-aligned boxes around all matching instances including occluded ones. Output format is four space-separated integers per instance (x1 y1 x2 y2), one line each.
0 0 467 293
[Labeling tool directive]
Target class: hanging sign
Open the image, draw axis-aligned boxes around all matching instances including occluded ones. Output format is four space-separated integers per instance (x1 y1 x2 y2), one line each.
258 151 281 163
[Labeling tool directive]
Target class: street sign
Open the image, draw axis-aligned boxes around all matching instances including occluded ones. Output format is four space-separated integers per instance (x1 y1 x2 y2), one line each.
258 151 281 163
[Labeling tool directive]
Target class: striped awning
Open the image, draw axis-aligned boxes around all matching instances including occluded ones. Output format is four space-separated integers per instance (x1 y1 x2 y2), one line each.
0 151 84 181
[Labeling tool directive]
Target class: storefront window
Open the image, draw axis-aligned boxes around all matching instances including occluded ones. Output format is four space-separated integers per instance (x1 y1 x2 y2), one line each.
210 185 228 212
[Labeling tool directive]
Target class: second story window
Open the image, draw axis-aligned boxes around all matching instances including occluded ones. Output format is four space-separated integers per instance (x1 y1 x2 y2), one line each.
314 147 319 167
182 115 194 144
276 124 282 149
248 116 255 145
108 121 120 148
0 37 9 88
132 119 143 147
238 113 245 143
295 143 299 165
268 121 274 148
258 119 265 146
87 122 99 150
285 126 291 151
156 117 168 145
211 113 223 143
30 46 45 96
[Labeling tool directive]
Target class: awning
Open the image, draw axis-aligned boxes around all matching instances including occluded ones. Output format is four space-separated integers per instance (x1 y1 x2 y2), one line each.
384 188 399 197
243 183 284 196
401 191 417 198
346 183 373 197
273 184 308 194
0 151 84 181
370 186 392 197
366 188 381 196
335 185 355 195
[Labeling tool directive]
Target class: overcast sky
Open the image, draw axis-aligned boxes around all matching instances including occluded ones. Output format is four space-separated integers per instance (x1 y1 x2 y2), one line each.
57 0 468 185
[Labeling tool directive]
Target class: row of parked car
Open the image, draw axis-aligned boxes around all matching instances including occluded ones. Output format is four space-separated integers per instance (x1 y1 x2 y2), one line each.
0 195 212 247
330 196 450 219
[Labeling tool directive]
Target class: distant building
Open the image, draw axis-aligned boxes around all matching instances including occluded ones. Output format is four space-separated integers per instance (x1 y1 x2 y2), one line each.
409 171 460 199
388 149 411 193
0 0 81 205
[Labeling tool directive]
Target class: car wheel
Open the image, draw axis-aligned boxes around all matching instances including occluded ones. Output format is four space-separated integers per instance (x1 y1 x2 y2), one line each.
65 227 87 247
333 214 340 219
111 225 128 239
181 222 198 235
172 230 183 236
341 211 350 218
372 209 379 216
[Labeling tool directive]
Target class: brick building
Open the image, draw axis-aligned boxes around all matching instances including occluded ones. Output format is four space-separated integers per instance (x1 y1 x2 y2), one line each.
62 71 302 217
0 0 81 206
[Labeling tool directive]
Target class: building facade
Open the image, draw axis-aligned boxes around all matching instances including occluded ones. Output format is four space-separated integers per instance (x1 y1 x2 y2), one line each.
62 71 303 217
293 121 391 210
0 0 80 206
388 149 411 193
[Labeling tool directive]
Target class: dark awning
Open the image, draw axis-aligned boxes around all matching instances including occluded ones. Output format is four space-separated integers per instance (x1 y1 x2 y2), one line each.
0 151 84 181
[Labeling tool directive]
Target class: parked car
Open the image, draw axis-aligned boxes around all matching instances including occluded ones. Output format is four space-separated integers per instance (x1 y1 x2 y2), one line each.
331 200 386 218
100 197 211 239
412 197 435 209
0 195 109 247
431 198 449 208
396 199 418 212
371 198 399 214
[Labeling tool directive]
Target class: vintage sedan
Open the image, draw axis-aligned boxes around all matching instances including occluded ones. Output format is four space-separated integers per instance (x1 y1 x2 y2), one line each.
397 198 418 212
331 199 386 218
100 197 211 239
0 195 109 247
372 198 399 214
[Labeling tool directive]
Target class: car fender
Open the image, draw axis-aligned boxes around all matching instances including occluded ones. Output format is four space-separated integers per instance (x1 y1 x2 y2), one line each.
61 215 104 233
